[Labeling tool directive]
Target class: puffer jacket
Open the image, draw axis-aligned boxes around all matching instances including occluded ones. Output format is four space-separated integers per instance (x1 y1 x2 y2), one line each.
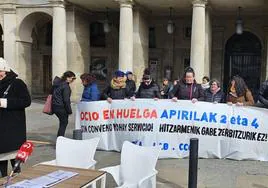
136 81 161 99
52 76 72 114
169 80 204 101
204 88 225 103
81 82 100 101
126 79 136 98
102 86 129 100
259 80 268 107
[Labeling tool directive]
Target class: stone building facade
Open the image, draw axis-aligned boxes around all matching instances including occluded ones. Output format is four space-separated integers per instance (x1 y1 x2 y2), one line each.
0 0 267 100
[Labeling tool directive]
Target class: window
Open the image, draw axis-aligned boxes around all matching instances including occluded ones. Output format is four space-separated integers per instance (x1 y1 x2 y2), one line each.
90 22 106 47
149 27 156 48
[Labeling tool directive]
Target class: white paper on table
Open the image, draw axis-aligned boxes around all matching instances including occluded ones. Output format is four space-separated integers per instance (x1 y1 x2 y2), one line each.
7 179 41 188
7 170 79 188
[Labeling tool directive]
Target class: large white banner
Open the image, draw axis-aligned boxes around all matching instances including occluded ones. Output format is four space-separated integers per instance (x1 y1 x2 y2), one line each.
75 99 268 160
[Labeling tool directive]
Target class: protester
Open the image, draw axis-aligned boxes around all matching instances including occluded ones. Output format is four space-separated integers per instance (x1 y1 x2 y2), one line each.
226 75 254 106
160 78 173 99
125 71 136 98
102 70 130 103
52 71 76 137
201 76 210 90
0 58 31 177
132 68 160 99
258 79 268 108
80 73 100 101
204 79 225 103
169 67 204 103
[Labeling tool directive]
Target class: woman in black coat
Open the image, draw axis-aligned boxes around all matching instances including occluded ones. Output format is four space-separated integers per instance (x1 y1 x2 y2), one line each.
52 71 76 137
169 67 204 103
0 58 31 177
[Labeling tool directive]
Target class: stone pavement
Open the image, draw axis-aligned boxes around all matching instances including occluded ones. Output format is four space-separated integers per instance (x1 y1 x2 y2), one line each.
15 101 268 187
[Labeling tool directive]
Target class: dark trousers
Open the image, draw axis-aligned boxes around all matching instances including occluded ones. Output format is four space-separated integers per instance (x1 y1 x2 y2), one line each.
54 109 69 137
0 159 18 177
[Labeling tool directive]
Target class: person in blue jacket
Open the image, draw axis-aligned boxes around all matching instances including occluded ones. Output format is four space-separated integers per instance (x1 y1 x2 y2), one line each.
80 73 100 101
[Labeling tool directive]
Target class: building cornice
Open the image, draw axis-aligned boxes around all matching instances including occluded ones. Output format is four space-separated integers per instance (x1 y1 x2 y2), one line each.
115 0 134 8
192 0 207 8
49 0 66 8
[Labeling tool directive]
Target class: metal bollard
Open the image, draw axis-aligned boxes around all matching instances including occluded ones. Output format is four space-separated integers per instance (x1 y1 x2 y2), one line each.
73 129 82 140
188 138 199 188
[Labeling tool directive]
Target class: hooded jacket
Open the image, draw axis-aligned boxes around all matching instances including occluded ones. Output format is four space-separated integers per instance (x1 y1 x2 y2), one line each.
0 71 31 153
136 81 161 99
52 76 72 114
204 88 225 103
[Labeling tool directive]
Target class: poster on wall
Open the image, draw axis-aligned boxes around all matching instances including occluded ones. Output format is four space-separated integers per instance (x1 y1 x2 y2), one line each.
90 57 108 81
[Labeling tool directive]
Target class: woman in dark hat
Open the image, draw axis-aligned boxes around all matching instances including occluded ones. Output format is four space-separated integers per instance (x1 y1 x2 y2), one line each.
102 70 131 103
169 67 204 103
132 68 160 99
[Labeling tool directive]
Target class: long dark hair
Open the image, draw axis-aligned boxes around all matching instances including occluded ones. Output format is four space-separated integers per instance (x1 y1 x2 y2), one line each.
61 71 76 81
228 75 248 97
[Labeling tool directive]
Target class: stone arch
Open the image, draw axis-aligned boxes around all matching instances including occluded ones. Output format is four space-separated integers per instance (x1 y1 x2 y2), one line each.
17 11 53 95
224 31 262 101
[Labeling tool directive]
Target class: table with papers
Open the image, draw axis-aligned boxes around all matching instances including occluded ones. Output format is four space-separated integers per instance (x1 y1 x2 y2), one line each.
0 164 106 188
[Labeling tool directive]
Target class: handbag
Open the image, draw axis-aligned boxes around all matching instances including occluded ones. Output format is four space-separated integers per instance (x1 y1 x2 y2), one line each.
43 94 53 115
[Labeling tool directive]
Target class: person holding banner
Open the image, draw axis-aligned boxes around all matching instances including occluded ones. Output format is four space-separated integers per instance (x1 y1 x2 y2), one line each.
204 79 225 103
102 70 130 103
131 68 161 100
226 75 254 106
125 71 136 98
169 67 204 103
80 73 100 101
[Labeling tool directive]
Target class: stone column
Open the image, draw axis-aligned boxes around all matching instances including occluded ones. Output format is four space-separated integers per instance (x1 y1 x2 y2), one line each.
264 27 268 81
3 7 17 71
16 40 32 93
133 8 148 86
190 0 207 83
50 0 67 78
117 0 133 72
205 6 212 78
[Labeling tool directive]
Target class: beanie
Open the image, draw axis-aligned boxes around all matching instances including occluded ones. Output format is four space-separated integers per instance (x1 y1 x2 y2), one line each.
0 58 11 72
142 68 151 80
114 70 125 77
126 71 133 76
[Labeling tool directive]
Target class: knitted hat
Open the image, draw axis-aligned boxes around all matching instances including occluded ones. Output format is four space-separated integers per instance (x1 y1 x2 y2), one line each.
114 70 125 77
126 71 133 76
142 68 151 80
0 58 11 72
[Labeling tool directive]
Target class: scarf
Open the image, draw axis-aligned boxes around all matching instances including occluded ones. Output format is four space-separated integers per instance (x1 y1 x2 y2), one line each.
110 77 126 89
